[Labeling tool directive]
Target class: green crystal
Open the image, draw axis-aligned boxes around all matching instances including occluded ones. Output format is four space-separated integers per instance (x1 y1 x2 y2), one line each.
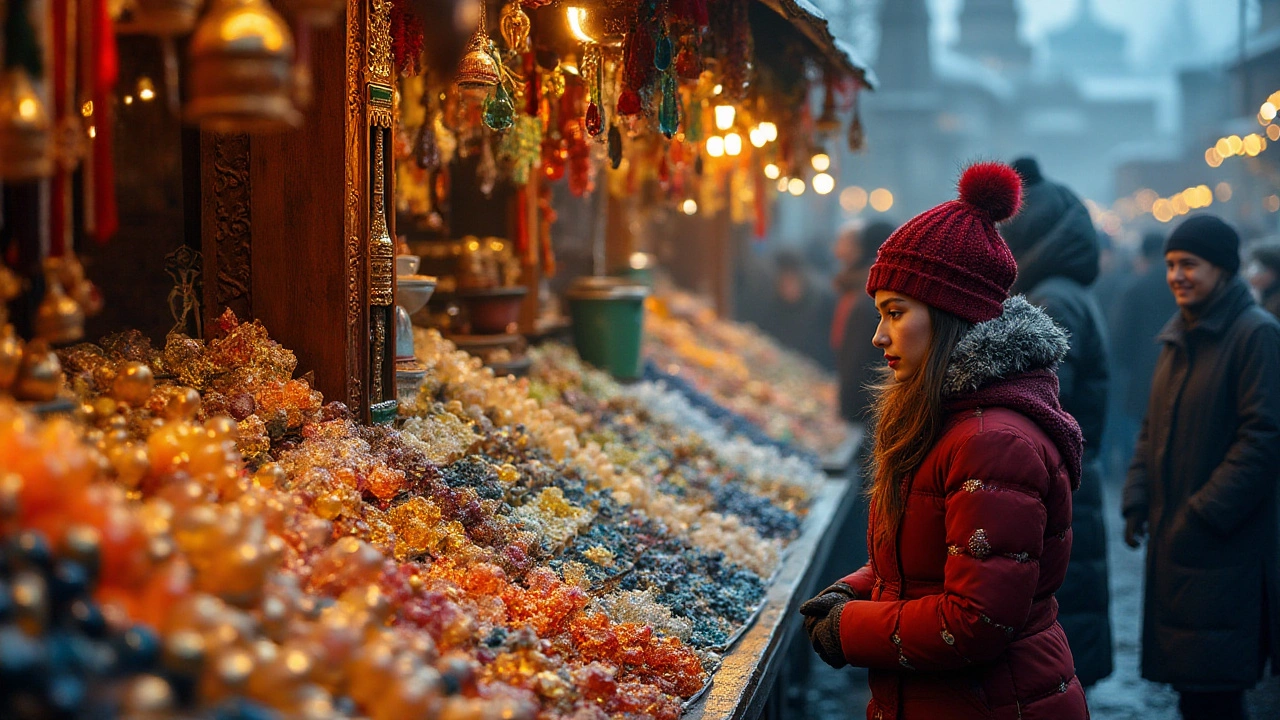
484 85 516 131
659 75 679 138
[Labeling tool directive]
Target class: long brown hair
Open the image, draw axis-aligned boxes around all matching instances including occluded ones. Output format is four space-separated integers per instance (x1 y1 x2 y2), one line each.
867 306 972 546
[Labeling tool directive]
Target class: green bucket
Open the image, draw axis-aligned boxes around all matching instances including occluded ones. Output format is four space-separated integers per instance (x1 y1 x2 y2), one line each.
567 276 650 380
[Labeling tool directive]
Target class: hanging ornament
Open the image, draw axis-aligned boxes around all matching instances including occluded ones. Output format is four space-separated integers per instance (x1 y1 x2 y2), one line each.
390 2 426 75
617 90 641 116
654 32 673 72
0 0 53 181
815 80 839 135
658 73 678 138
847 88 865 152
186 0 302 132
497 115 542 185
585 102 603 137
0 69 53 181
674 37 701 80
607 124 622 169
685 96 702 142
34 271 84 344
499 1 531 51
477 134 498 196
415 83 441 170
456 1 500 90
483 84 515 130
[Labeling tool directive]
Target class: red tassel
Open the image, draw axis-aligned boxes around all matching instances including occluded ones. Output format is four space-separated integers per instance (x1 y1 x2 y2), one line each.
87 0 118 243
50 0 69 257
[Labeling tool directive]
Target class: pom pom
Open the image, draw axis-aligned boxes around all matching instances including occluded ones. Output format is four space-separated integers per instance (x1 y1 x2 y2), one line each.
958 162 1022 223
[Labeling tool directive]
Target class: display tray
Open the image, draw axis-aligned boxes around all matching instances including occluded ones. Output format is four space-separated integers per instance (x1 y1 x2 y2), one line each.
681 477 857 719
822 425 865 476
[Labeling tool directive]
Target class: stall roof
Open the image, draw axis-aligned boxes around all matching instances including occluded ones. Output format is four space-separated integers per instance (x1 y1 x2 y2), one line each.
755 0 877 91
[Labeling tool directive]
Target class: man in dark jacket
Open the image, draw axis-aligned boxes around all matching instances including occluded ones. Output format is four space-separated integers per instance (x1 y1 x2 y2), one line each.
832 220 896 424
1122 215 1280 720
1109 232 1179 480
1002 157 1113 687
1248 240 1280 319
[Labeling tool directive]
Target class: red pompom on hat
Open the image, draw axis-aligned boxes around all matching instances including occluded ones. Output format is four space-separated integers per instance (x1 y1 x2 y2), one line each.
866 162 1023 324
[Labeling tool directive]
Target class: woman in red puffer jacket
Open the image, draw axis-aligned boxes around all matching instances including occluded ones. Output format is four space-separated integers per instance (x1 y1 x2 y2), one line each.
800 162 1089 720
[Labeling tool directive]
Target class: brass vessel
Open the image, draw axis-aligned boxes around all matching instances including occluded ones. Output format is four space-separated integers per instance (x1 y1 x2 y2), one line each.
455 1 500 90
35 274 86 345
186 0 302 133
0 69 53 181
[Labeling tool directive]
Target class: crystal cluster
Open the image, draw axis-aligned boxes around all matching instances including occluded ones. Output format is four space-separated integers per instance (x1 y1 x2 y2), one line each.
7 307 823 719
643 291 851 456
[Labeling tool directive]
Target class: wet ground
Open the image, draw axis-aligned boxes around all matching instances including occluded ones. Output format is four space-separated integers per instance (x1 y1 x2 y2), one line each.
793 478 1280 719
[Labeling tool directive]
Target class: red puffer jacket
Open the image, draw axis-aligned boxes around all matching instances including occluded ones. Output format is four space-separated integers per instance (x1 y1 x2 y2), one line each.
838 299 1089 720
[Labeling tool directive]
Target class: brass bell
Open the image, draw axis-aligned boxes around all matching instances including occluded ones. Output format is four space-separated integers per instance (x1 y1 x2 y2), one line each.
186 0 302 133
13 340 63 402
0 68 53 181
119 0 206 35
35 273 86 345
0 325 22 392
455 1 500 90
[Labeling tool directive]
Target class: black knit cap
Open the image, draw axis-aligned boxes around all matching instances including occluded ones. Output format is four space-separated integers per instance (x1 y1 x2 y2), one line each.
1164 214 1241 275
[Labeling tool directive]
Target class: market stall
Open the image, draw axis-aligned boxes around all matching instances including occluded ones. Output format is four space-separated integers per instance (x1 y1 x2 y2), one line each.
0 0 872 716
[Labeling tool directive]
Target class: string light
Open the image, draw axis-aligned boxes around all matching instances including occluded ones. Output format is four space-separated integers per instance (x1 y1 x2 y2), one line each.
763 163 780 179
812 173 835 195
810 153 830 172
787 178 805 196
714 105 735 131
724 133 742 156
705 136 724 157
869 188 894 212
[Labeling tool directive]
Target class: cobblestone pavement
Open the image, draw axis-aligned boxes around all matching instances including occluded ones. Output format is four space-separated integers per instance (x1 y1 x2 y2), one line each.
798 478 1280 719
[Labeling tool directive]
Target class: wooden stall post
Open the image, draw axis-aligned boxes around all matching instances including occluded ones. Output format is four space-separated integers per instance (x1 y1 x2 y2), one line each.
199 0 397 423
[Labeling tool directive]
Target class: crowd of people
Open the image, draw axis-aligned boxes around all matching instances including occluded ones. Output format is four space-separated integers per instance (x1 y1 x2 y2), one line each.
777 159 1280 719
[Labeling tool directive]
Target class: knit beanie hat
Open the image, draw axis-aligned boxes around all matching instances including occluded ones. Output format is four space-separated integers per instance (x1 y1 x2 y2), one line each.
866 162 1023 324
1165 214 1241 274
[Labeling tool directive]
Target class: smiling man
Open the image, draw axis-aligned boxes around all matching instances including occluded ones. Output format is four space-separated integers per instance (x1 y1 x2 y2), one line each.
1122 214 1280 720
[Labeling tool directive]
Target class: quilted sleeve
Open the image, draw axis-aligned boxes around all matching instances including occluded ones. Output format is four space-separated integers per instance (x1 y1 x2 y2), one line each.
839 429 1053 670
839 562 876 598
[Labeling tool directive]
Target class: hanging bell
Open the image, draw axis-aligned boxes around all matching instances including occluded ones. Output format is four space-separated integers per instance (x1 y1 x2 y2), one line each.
0 68 53 181
35 273 85 344
0 325 22 392
499 2 531 51
456 2 500 91
12 340 63 402
119 0 205 35
185 0 302 133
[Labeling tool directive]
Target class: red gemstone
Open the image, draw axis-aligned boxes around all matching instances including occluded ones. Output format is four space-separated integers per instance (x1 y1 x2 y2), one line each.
585 102 603 136
617 90 642 116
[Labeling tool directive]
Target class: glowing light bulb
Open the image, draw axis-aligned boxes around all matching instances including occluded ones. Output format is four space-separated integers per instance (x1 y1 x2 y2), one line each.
759 122 777 142
749 127 767 148
787 178 805 196
681 199 698 215
763 163 780 179
812 173 835 195
705 136 724 157
811 153 830 172
724 132 742 156
714 105 735 131
869 188 894 212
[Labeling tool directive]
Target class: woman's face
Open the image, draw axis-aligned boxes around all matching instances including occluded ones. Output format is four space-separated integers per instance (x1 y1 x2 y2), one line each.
872 291 933 382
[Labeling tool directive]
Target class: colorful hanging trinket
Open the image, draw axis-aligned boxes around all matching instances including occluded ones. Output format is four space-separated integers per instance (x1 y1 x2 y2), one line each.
658 73 678 138
607 124 622 169
483 84 515 131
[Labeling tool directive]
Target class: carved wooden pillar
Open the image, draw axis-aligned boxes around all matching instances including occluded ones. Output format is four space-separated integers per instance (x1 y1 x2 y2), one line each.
198 0 396 423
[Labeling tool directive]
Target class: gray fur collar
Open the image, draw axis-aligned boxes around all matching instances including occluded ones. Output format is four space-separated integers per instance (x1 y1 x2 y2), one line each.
943 296 1069 396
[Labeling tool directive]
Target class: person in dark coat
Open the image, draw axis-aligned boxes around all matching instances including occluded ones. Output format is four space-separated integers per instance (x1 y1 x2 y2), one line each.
832 220 897 424
1001 157 1113 687
1247 240 1280 319
1109 232 1179 476
800 163 1088 720
757 250 836 368
1122 215 1280 720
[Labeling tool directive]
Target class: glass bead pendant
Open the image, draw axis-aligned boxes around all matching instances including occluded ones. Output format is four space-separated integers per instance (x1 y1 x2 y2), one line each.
655 34 673 72
585 102 603 137
659 75 678 138
483 85 515 131
607 125 623 169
